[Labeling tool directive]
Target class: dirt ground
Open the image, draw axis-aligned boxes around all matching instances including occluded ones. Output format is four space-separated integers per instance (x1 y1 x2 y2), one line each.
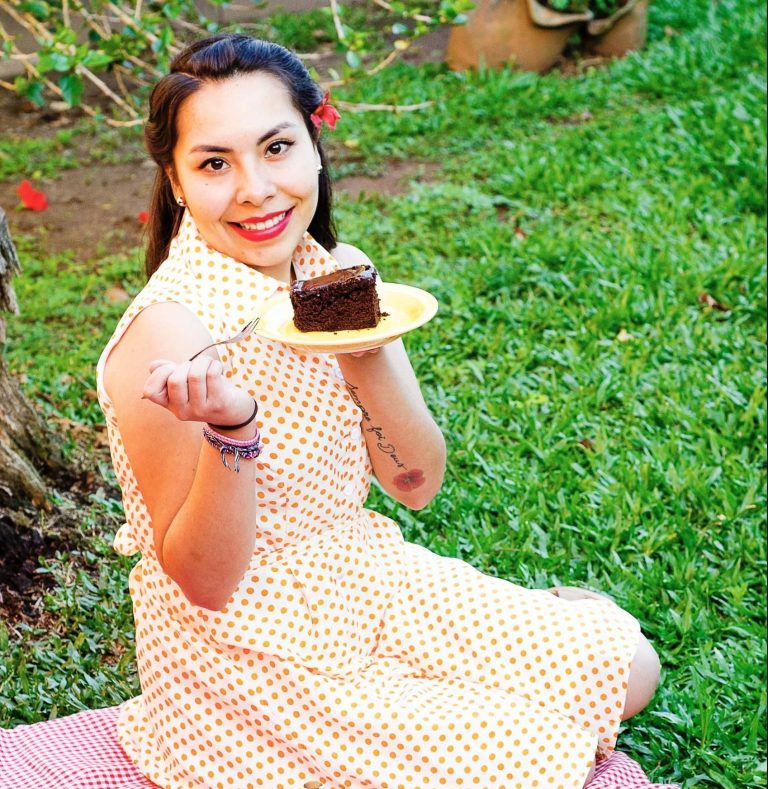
0 512 79 625
0 154 440 262
0 21 599 263
0 26 453 263
1 114 440 262
1 107 435 263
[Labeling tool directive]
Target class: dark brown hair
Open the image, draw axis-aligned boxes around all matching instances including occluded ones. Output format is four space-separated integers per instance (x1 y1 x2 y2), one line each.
143 34 337 277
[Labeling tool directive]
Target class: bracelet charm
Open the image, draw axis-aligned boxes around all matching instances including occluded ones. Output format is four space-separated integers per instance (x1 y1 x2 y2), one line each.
202 424 263 472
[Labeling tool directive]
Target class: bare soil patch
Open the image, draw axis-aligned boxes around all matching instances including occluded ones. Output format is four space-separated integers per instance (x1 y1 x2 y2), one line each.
0 158 439 261
0 510 80 624
0 162 154 261
0 81 440 260
334 160 441 200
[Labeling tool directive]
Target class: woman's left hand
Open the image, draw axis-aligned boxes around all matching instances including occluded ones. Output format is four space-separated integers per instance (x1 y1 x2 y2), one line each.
345 347 381 359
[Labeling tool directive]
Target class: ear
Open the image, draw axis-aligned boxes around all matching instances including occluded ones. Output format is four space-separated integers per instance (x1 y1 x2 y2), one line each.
165 165 181 197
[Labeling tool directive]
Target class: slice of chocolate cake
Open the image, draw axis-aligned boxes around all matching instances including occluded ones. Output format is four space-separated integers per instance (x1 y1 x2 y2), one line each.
290 264 383 332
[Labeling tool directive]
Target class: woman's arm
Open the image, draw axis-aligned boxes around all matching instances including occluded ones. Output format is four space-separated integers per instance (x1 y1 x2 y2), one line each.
337 342 446 508
332 243 446 509
104 302 260 610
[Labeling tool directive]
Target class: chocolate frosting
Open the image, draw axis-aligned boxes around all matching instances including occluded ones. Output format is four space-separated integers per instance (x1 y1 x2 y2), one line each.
292 264 375 293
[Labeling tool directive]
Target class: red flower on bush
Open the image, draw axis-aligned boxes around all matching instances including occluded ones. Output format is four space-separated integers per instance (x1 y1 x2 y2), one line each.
138 211 149 224
16 180 48 212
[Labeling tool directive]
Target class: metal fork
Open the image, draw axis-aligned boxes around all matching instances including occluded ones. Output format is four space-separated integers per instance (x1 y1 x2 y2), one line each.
188 316 261 362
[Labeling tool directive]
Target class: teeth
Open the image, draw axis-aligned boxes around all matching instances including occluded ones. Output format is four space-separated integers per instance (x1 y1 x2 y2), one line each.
239 212 287 231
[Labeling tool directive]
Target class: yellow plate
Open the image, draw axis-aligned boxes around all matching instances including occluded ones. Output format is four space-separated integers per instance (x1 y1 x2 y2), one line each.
254 282 439 354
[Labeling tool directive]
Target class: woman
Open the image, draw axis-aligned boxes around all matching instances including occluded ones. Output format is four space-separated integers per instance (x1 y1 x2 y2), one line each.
100 33 658 788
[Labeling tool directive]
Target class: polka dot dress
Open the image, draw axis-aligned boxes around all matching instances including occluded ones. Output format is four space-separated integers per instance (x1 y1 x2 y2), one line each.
96 213 640 789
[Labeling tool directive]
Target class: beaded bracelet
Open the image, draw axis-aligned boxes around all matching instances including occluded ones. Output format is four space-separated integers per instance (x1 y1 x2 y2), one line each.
202 424 263 472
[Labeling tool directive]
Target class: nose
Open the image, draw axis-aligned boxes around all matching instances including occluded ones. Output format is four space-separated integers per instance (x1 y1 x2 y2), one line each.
235 161 277 206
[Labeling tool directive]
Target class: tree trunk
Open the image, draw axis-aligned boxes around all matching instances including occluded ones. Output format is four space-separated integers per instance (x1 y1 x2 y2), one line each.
0 207 74 512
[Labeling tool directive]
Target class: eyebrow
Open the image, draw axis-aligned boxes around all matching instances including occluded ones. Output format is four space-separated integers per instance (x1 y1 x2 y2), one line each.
188 122 300 153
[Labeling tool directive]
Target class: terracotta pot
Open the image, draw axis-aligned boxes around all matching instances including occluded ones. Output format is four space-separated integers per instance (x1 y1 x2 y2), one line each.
583 0 649 57
446 0 592 73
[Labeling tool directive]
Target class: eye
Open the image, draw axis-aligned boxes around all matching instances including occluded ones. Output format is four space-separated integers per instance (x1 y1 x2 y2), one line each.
201 157 228 172
266 140 293 157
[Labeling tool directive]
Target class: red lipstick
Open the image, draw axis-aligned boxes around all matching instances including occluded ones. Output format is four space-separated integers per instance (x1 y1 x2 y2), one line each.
229 207 293 242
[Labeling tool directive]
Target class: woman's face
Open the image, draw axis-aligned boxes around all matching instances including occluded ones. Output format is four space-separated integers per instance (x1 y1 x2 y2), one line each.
169 72 321 281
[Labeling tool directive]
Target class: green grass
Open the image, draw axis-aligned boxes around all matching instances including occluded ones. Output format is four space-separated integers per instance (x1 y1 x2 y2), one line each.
0 118 146 181
2 0 766 786
6 241 145 426
0 130 80 181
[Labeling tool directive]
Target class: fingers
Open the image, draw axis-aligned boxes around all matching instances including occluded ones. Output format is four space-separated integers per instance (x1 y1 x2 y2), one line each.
142 361 175 405
165 362 191 405
163 357 213 411
142 360 198 409
185 356 215 405
148 358 175 374
205 359 226 397
347 347 381 358
548 586 612 602
142 357 246 424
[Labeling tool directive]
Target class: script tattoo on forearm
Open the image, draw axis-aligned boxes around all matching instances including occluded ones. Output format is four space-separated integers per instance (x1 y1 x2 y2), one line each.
345 380 425 491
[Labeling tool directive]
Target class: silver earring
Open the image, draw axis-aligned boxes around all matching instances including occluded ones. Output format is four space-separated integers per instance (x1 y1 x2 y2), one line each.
317 164 323 173
176 196 185 206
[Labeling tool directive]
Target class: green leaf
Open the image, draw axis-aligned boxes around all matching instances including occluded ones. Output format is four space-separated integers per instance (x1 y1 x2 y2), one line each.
345 49 361 69
161 4 180 20
14 75 45 106
59 73 84 107
37 50 73 73
52 27 77 46
151 23 175 54
81 50 115 71
17 0 50 20
159 25 174 48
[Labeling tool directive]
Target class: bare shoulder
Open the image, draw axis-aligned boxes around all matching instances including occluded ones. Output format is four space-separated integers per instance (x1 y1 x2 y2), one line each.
331 242 375 270
104 301 213 400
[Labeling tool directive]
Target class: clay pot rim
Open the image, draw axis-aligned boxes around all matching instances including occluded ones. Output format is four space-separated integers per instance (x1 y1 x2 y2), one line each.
526 0 593 27
586 0 645 35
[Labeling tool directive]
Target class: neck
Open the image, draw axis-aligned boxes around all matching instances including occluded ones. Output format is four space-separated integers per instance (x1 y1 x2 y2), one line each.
244 258 293 284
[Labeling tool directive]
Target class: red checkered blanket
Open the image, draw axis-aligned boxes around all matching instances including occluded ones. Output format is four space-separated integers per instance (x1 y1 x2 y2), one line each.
0 704 679 788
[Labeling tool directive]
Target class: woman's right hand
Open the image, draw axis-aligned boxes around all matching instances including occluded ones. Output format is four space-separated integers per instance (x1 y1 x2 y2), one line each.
105 303 259 608
142 356 255 428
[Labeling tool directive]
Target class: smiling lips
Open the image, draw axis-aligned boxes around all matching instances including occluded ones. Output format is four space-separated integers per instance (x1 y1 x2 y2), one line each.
230 207 293 241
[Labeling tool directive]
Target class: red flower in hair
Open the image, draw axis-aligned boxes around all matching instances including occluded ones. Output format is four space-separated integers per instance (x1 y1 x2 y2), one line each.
310 91 341 131
16 180 48 212
138 211 149 224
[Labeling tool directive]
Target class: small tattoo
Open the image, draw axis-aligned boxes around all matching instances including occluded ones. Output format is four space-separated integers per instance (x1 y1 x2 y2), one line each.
365 430 406 469
344 381 371 422
345 382 406 468
394 469 425 491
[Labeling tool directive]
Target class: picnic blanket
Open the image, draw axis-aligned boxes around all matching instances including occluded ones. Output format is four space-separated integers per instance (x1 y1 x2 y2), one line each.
0 703 680 789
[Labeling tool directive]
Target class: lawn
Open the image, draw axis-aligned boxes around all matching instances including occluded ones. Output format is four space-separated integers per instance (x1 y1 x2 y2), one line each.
1 0 766 786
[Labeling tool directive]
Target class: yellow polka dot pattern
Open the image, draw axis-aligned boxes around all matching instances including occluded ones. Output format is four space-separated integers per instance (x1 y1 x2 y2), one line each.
96 213 641 789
